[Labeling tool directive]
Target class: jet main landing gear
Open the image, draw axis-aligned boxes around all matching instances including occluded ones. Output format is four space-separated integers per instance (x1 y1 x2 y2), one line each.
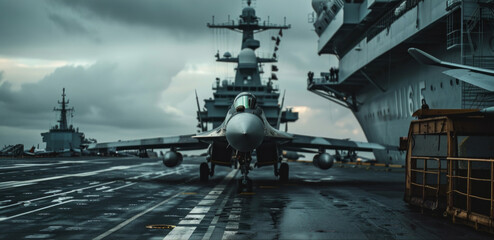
279 162 289 182
200 162 210 182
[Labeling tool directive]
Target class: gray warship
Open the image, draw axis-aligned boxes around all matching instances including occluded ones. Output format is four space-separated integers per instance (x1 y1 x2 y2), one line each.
41 88 85 153
308 0 494 164
197 1 298 131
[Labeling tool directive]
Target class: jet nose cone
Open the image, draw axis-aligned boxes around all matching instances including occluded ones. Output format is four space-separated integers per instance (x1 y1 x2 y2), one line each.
225 113 265 152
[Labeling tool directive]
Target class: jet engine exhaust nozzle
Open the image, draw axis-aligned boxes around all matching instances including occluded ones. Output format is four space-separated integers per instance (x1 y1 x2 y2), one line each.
225 113 264 152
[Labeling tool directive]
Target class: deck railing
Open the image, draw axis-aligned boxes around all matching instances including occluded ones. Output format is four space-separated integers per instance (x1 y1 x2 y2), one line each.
407 155 494 231
446 157 494 230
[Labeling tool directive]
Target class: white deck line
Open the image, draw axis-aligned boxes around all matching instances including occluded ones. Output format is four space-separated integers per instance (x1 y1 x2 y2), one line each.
163 169 238 240
92 192 182 240
0 200 80 222
0 162 157 190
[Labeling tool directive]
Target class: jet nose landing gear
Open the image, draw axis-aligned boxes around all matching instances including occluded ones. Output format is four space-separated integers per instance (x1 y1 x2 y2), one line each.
235 151 254 193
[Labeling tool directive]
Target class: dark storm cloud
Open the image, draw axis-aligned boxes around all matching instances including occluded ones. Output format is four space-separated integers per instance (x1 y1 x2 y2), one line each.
55 0 239 34
0 61 186 131
48 13 90 36
0 0 101 59
0 1 51 55
0 0 316 60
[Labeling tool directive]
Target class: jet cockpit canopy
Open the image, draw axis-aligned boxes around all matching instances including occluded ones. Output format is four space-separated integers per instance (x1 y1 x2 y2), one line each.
234 92 257 109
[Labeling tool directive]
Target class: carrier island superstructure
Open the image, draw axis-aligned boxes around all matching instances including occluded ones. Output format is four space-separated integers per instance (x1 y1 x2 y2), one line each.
197 1 298 131
308 0 494 164
41 88 84 152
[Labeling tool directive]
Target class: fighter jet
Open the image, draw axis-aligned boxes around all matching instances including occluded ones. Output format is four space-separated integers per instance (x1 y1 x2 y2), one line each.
88 92 390 192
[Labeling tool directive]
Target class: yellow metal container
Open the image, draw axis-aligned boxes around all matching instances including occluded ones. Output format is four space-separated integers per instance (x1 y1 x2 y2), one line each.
404 109 494 232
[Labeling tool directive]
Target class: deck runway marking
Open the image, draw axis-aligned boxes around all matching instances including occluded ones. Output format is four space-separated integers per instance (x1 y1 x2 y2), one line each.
0 159 112 171
227 214 240 221
178 214 206 225
223 197 242 236
0 163 70 170
101 170 178 193
0 162 157 190
225 222 239 230
208 190 223 195
211 216 220 224
222 231 238 239
190 206 210 214
44 189 63 194
103 183 136 192
161 169 238 240
92 192 182 240
201 171 238 240
0 181 117 210
198 199 215 205
203 195 218 200
95 186 110 191
0 200 81 222
163 226 196 240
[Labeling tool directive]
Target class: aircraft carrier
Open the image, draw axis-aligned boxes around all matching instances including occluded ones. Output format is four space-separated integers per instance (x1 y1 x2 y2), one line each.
2 2 493 239
307 0 494 164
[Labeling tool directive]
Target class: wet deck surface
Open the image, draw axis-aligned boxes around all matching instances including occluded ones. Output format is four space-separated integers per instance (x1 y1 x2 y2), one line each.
0 156 490 239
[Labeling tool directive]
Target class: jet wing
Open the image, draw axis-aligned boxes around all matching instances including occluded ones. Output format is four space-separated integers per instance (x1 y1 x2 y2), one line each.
282 133 392 152
264 127 293 141
87 134 208 151
408 48 494 91
192 126 227 143
442 69 494 91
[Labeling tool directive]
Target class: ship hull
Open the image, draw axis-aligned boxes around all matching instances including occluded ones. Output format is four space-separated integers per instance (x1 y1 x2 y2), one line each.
353 47 463 164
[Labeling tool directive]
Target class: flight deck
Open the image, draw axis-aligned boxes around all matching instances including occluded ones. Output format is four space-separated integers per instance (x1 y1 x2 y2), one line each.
0 156 489 239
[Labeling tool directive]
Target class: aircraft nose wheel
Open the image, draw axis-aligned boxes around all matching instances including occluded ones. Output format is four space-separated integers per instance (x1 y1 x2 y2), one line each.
200 162 210 182
279 163 289 182
237 177 253 193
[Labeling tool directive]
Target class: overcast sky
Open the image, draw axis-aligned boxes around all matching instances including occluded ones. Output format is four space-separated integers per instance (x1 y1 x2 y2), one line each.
0 0 366 150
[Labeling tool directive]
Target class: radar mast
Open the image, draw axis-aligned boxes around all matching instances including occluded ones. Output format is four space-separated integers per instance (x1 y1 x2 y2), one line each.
197 2 298 132
54 88 74 130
